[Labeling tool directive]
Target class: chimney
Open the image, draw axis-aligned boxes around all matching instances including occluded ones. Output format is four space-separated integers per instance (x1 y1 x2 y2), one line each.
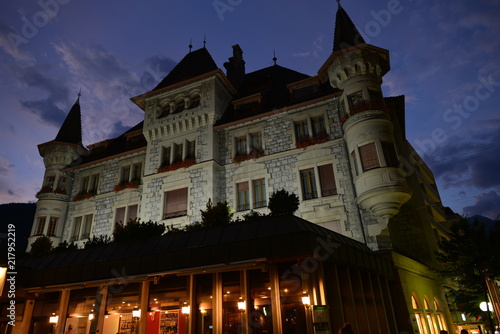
224 44 245 89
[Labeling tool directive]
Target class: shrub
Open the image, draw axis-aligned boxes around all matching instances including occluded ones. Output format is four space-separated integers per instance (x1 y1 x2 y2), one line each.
268 189 299 216
30 235 53 256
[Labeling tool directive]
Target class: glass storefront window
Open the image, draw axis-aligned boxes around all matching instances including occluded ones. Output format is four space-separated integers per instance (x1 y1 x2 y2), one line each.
65 287 97 334
279 263 307 334
105 282 140 334
222 271 242 334
32 291 60 334
196 274 213 334
248 269 273 334
149 275 188 334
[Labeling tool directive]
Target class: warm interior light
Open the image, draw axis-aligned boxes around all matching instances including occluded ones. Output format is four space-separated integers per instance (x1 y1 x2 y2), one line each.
49 315 59 324
132 309 141 318
88 313 94 321
0 268 7 297
461 313 467 321
301 296 311 307
181 306 190 315
479 301 493 312
237 301 246 311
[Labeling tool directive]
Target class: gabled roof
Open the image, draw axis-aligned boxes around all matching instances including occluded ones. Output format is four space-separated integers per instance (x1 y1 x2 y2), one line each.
152 47 218 92
18 215 394 289
333 3 366 52
54 96 82 145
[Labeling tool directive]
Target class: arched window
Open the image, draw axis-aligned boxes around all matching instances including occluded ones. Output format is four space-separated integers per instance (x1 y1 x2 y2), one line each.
158 104 170 118
412 294 428 334
174 100 185 114
190 95 201 109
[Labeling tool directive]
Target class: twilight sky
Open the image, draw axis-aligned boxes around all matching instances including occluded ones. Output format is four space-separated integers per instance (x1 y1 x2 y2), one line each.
0 0 499 219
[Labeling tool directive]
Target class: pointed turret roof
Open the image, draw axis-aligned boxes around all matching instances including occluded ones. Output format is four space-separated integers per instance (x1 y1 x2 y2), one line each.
152 47 218 91
54 95 82 145
333 2 365 52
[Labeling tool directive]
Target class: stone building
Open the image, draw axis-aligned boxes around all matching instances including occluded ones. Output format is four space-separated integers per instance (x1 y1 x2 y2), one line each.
3 3 463 334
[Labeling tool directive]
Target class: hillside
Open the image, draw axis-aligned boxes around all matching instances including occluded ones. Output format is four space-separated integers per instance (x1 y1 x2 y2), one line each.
0 202 36 256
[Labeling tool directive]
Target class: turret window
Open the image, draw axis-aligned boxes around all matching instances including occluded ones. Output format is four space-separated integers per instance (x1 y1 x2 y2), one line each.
57 177 66 192
348 91 364 107
381 142 399 167
35 216 46 236
44 175 55 190
359 142 380 171
47 217 58 236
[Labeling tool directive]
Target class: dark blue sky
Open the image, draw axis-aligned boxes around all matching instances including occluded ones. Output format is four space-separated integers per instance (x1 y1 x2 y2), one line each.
0 0 499 218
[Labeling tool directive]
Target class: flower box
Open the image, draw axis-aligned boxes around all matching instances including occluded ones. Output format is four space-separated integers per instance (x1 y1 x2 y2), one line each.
232 150 265 165
114 179 141 193
296 134 329 149
157 158 196 173
340 101 392 125
72 192 96 202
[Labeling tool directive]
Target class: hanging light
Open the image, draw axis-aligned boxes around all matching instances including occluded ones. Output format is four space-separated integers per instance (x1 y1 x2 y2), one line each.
49 315 59 323
181 306 190 315
237 300 246 312
301 296 311 308
132 309 141 318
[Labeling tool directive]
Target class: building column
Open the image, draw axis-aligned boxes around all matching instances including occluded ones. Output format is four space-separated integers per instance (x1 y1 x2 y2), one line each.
213 273 222 334
240 270 249 334
56 289 70 334
269 264 283 334
89 285 108 334
138 281 149 334
187 274 195 334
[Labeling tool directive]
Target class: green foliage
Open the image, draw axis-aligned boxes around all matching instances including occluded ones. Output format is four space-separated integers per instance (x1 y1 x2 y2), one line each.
268 189 299 216
200 199 233 228
30 235 53 256
436 217 500 316
53 240 78 253
113 219 166 243
84 235 112 249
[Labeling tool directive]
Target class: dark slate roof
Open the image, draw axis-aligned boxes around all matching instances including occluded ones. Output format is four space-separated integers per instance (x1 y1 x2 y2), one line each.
215 65 336 126
152 47 218 91
66 121 146 168
18 215 394 288
333 4 366 52
54 96 82 144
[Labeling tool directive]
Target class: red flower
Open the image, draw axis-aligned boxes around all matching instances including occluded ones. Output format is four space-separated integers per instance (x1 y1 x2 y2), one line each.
114 179 141 193
72 191 97 202
295 134 329 149
157 158 196 173
232 150 265 165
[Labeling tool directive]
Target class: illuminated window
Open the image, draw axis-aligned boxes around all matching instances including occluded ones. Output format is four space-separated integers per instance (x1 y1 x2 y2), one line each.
253 179 266 208
300 168 317 200
237 182 250 211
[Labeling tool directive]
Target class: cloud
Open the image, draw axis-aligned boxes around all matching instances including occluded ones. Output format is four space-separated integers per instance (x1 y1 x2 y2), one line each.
463 191 500 220
0 23 35 63
292 34 324 59
0 156 15 177
423 119 500 190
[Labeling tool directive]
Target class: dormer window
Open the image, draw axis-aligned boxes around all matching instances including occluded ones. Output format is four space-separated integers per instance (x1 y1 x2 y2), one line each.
288 77 320 101
233 93 262 115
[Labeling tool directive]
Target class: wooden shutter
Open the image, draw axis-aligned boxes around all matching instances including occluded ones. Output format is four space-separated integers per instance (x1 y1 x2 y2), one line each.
318 164 337 196
359 142 379 171
165 188 188 218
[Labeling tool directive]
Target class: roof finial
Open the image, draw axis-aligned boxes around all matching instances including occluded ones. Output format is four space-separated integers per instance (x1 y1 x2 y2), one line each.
76 88 81 103
337 0 341 7
203 35 206 48
272 50 277 65
189 39 193 53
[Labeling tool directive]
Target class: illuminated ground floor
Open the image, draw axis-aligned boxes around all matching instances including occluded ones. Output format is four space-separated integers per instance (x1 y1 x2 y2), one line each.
0 215 460 334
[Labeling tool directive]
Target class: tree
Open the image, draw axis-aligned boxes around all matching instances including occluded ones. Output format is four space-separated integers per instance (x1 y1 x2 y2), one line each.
84 235 112 249
30 235 53 256
200 199 233 228
268 189 299 216
436 217 500 318
53 240 78 252
113 219 166 243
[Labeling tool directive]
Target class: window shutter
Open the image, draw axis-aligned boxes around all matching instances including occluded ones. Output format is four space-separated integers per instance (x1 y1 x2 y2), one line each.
318 164 337 196
116 207 126 224
359 142 380 171
165 188 188 218
128 205 138 221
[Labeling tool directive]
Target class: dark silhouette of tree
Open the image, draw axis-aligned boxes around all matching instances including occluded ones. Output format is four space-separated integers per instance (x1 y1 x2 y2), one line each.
53 240 78 252
268 189 299 216
84 235 112 248
436 217 500 317
30 235 53 256
200 199 233 228
113 219 166 243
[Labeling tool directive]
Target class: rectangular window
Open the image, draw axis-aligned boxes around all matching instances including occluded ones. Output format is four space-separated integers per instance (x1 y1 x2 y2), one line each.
45 176 55 189
128 204 138 221
116 204 138 225
57 177 66 192
173 143 183 163
36 216 46 235
250 132 262 152
300 168 317 200
318 164 337 197
47 217 58 236
294 120 309 142
131 163 142 180
121 166 130 184
71 217 82 241
237 182 250 211
164 188 188 219
81 214 93 240
348 91 364 107
359 142 380 171
116 207 126 225
186 140 196 159
80 176 89 193
235 136 247 156
311 116 326 137
90 174 99 193
253 179 266 208
382 142 399 167
162 146 171 166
